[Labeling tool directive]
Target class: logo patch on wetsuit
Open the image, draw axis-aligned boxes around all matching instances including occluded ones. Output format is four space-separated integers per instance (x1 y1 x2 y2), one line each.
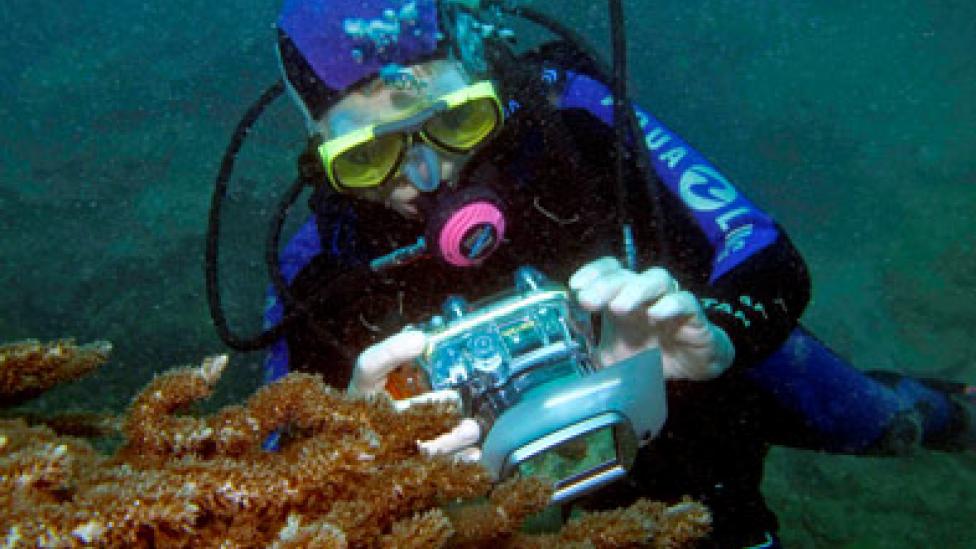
678 165 759 265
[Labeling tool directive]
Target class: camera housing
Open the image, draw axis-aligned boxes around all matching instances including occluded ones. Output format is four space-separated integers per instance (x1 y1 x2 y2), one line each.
418 266 597 423
402 266 667 504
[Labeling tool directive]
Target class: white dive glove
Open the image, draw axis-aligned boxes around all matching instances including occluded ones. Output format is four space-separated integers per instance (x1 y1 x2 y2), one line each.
569 256 734 381
348 330 483 463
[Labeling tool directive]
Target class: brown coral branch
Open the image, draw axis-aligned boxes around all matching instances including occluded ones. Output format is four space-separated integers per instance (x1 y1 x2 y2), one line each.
271 514 349 548
0 339 112 406
509 498 711 548
446 476 555 545
1 354 710 548
380 508 454 548
2 411 122 439
122 354 253 460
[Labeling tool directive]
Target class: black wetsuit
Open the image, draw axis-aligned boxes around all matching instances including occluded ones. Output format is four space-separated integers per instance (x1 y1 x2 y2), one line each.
263 49 968 547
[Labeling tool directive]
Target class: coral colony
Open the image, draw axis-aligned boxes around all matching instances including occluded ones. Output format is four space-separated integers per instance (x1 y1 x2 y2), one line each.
0 339 112 407
0 339 711 546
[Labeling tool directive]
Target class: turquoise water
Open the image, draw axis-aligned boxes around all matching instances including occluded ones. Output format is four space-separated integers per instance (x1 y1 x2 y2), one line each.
1 1 973 545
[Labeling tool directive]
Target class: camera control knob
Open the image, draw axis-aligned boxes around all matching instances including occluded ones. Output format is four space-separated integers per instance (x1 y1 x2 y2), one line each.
443 295 470 320
468 333 496 359
515 266 548 292
467 333 504 378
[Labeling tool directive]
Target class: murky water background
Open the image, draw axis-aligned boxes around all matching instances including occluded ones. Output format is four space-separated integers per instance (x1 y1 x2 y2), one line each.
1 1 973 545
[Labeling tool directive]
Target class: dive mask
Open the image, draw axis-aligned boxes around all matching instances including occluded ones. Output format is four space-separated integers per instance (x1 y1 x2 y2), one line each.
386 266 668 504
316 80 503 191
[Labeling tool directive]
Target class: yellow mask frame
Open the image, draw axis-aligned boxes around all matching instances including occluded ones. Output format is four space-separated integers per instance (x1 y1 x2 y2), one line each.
317 80 504 192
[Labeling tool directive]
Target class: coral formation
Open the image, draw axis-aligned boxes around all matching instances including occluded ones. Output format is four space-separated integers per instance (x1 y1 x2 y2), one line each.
0 338 112 406
0 411 121 439
0 352 711 547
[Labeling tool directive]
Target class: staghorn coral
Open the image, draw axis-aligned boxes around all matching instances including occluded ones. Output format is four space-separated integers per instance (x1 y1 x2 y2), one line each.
0 338 112 406
271 513 350 548
0 354 711 547
445 476 555 545
533 498 713 548
0 411 122 439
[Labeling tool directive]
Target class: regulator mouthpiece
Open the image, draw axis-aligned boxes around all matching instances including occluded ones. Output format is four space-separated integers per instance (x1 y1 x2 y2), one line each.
420 186 506 267
437 200 505 266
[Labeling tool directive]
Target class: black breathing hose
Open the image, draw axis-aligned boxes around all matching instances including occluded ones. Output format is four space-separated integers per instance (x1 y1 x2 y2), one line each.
205 80 292 351
491 2 611 76
206 82 379 353
608 0 635 267
266 176 307 312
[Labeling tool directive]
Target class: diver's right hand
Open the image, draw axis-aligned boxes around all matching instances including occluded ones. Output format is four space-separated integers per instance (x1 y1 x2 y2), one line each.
348 330 483 462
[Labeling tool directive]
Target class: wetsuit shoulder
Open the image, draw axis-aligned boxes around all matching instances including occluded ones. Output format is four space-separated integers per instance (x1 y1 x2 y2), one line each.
536 68 812 368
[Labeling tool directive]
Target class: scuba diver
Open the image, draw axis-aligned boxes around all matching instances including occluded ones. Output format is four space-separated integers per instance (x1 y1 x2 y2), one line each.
204 1 976 546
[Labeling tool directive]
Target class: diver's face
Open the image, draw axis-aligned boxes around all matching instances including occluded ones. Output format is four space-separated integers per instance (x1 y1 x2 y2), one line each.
317 60 473 218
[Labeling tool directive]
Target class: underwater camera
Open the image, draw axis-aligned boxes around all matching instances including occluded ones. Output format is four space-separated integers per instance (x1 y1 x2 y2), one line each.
385 266 667 504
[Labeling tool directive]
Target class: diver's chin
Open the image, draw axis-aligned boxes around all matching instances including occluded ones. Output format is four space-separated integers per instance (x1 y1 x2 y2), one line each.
388 179 455 220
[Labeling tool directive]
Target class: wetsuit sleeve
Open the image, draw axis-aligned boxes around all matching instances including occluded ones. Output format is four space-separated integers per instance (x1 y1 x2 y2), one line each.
263 192 391 388
262 215 324 383
549 67 810 369
701 232 810 369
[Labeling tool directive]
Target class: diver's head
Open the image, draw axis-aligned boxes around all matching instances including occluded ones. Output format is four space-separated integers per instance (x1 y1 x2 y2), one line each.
313 58 494 218
278 0 510 266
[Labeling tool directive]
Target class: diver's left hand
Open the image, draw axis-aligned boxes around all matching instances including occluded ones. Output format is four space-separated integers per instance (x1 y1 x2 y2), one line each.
349 330 483 463
569 257 734 381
